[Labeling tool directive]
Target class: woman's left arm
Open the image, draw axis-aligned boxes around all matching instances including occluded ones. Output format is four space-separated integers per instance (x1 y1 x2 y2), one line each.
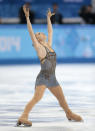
47 9 55 47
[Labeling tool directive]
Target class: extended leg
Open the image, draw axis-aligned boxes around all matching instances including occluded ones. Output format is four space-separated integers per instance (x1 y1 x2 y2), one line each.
48 86 83 121
17 85 46 126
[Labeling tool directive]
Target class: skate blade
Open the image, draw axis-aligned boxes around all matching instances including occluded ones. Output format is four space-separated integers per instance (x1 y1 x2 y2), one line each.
15 121 32 127
68 119 84 122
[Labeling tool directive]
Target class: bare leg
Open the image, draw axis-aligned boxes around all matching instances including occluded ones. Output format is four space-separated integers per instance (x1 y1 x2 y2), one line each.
17 85 46 125
48 86 83 121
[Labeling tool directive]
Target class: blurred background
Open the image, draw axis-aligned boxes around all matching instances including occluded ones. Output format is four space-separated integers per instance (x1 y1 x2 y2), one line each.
0 0 95 64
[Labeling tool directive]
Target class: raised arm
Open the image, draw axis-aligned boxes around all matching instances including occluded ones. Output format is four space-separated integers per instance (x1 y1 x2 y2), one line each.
23 5 39 48
47 9 55 47
23 5 46 60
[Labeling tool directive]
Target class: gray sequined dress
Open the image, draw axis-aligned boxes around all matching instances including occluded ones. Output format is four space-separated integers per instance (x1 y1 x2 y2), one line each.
35 46 59 88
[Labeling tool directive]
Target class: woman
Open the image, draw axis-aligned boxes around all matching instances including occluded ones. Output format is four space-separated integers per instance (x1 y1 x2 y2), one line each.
17 5 83 127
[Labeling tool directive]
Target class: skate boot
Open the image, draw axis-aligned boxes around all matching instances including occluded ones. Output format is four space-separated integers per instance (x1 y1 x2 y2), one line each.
66 111 83 122
16 118 32 127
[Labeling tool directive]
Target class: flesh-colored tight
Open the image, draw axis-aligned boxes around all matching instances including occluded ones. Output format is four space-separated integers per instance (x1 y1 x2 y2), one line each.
20 85 82 122
21 85 70 119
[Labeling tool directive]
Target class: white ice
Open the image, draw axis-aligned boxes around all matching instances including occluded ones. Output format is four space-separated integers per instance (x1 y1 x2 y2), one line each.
0 64 95 131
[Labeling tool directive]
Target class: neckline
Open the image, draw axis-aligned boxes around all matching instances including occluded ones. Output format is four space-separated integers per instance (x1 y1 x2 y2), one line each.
44 46 55 53
49 51 55 53
39 42 55 53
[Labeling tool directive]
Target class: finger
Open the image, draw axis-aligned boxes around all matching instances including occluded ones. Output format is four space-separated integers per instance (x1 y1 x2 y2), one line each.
23 5 27 12
23 5 25 10
23 4 26 8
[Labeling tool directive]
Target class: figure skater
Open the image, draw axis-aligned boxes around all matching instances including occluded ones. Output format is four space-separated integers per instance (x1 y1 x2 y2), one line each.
17 5 83 126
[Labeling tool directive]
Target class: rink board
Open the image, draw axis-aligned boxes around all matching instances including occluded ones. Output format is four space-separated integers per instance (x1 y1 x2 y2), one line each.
0 25 95 64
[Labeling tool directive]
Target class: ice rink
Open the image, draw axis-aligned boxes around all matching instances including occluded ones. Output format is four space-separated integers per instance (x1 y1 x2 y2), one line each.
0 64 95 131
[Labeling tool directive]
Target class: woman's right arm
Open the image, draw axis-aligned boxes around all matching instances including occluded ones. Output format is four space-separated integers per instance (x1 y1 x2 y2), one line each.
26 17 39 47
23 5 39 48
23 5 46 60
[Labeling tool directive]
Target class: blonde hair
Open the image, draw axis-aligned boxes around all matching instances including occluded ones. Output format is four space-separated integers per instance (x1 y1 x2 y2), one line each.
35 32 47 41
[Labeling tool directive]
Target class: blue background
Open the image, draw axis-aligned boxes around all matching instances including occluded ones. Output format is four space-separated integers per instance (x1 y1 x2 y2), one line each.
0 0 91 18
0 24 95 64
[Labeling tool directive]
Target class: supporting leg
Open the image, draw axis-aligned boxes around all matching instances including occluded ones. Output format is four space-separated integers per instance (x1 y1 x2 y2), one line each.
17 85 46 126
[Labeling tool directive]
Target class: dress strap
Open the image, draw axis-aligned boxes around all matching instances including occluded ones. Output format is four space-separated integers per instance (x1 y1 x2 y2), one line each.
40 45 49 63
42 45 50 54
40 45 56 63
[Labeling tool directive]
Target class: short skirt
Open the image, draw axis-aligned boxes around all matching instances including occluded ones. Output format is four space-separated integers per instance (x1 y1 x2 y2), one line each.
35 72 59 88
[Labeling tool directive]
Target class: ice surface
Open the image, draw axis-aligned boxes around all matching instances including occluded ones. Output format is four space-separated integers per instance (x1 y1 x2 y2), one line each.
0 64 95 131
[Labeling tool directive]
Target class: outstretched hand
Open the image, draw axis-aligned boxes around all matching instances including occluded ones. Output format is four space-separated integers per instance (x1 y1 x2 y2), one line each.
47 8 55 18
23 4 29 18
